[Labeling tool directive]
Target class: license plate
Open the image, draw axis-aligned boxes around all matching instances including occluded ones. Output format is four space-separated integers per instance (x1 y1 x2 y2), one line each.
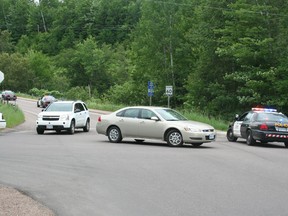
209 134 215 140
47 125 53 129
278 127 287 132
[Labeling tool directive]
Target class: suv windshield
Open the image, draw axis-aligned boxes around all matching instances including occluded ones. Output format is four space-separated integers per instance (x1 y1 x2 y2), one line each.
155 108 187 121
45 102 73 112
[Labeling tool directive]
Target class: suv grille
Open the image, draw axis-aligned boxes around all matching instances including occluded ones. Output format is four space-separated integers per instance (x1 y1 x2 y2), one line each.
42 115 60 121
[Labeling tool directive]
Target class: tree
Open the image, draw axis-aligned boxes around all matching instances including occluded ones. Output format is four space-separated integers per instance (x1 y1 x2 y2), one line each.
0 52 31 92
215 0 280 111
0 30 14 53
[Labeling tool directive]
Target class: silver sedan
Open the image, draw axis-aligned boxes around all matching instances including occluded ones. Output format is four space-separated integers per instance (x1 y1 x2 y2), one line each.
96 106 216 147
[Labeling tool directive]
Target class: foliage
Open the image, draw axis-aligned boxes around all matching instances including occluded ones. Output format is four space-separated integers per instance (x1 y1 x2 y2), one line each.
64 86 90 101
0 0 288 118
0 103 25 128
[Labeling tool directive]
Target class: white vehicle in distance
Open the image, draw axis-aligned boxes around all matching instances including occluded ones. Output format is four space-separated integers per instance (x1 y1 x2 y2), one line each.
36 100 90 134
96 106 216 147
0 112 6 129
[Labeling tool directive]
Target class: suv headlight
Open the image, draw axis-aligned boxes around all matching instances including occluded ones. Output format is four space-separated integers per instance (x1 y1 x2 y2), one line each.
60 114 70 121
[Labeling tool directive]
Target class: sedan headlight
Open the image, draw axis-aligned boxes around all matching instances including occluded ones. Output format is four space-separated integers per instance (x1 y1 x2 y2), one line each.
184 126 201 132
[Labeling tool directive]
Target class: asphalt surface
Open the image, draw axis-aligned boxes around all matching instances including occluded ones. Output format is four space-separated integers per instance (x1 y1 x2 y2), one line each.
1 98 288 216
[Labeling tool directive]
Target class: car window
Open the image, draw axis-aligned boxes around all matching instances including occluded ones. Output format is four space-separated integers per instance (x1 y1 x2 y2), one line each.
123 108 139 118
75 103 85 111
82 103 88 111
140 109 157 119
155 108 187 121
238 112 248 121
243 112 254 121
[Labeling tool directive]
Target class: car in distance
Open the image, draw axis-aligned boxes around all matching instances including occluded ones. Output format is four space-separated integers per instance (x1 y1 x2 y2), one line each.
227 107 288 147
36 100 90 134
37 95 56 108
96 106 216 147
1 90 17 101
0 112 6 129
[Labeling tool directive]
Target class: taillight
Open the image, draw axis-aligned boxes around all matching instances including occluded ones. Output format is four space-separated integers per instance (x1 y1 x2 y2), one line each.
98 116 101 122
260 123 268 130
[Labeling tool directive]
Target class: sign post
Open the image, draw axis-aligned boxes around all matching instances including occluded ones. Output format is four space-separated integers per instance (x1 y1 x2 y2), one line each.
148 81 154 106
0 71 4 84
165 85 173 108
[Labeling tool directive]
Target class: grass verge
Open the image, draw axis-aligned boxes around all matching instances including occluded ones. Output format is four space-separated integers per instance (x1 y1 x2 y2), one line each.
0 103 25 128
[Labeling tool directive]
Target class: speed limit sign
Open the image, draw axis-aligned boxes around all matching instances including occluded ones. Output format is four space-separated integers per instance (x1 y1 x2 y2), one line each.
165 86 173 96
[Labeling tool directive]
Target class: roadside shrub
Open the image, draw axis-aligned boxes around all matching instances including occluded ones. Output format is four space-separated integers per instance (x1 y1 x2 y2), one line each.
64 86 90 101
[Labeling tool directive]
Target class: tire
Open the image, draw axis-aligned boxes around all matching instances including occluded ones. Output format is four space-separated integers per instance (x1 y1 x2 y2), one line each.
108 126 122 143
226 128 238 142
68 120 75 134
166 130 183 147
246 130 256 146
284 142 288 148
37 128 44 134
83 119 90 132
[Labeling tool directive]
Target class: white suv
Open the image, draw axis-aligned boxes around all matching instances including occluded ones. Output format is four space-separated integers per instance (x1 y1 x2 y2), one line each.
36 101 90 134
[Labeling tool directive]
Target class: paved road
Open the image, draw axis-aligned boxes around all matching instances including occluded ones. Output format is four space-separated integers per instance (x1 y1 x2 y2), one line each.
1 98 288 216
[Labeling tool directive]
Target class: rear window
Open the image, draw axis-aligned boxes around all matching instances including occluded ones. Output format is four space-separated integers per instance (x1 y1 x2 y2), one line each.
256 113 288 122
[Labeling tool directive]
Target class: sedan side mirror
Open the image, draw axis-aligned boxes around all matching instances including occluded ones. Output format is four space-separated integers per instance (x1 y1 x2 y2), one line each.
151 116 159 121
235 114 239 120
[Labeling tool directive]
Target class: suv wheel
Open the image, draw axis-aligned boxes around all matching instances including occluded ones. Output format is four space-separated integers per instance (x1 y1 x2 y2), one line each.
68 120 75 134
36 128 44 134
83 119 90 132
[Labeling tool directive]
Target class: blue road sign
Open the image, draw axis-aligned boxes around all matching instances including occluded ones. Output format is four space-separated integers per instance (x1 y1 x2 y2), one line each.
148 81 154 96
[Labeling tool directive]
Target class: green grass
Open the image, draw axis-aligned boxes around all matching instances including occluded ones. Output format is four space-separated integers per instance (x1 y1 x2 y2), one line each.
0 103 25 128
182 110 228 131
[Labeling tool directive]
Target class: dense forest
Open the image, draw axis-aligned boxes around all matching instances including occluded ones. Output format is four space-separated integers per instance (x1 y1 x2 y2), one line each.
0 0 288 118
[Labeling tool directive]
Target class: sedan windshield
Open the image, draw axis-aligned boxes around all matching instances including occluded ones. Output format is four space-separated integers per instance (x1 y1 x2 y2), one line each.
45 103 72 112
155 108 187 121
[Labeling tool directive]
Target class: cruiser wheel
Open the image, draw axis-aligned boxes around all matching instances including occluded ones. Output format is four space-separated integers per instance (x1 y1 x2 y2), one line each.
226 128 237 142
246 130 256 146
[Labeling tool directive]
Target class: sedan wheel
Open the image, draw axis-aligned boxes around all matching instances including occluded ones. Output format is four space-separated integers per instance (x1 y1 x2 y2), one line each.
246 130 256 146
167 130 183 147
226 128 237 142
108 126 122 143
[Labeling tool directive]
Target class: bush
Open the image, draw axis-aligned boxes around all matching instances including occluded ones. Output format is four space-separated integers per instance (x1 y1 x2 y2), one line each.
0 103 25 128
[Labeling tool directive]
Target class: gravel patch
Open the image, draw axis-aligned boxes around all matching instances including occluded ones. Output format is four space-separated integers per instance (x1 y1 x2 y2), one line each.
0 185 55 216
